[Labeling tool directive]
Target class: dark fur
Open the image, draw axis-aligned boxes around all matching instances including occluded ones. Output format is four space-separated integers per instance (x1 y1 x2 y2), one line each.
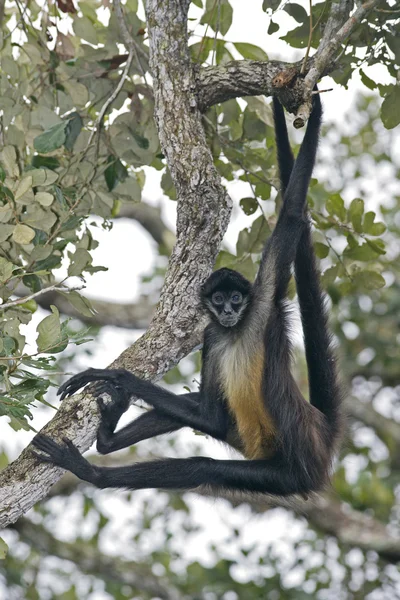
32 92 343 497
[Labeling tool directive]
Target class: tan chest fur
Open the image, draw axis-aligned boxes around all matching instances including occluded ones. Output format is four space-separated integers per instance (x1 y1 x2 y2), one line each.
219 339 276 459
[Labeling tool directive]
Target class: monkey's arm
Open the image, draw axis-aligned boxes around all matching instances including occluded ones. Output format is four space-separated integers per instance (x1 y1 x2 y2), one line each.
272 96 294 193
56 369 228 440
254 93 322 305
94 383 198 454
273 95 342 432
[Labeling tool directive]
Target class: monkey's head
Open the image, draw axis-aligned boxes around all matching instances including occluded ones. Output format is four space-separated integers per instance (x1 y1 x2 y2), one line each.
200 268 253 328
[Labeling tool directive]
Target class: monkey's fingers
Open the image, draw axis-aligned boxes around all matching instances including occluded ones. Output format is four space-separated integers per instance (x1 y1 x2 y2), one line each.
57 368 113 400
31 435 83 471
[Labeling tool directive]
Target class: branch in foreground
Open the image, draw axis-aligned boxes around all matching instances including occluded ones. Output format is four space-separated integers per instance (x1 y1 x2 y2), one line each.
12 518 184 600
0 0 230 528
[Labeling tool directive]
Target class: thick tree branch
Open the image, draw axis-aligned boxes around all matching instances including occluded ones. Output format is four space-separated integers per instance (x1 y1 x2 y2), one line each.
196 59 288 112
12 518 184 600
0 0 230 528
197 0 382 124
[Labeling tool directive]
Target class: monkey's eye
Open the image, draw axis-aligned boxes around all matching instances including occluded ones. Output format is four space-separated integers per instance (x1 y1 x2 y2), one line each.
231 292 243 304
212 292 224 305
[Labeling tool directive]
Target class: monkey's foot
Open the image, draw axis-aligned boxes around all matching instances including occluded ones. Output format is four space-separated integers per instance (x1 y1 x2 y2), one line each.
31 435 98 483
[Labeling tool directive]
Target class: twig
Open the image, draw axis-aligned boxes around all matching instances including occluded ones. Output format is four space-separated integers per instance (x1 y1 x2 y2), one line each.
0 284 68 310
113 0 150 87
311 88 333 94
86 49 134 149
305 0 382 92
301 0 314 75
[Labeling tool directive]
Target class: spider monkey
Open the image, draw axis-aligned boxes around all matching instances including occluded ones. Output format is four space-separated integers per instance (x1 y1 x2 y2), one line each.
32 92 343 497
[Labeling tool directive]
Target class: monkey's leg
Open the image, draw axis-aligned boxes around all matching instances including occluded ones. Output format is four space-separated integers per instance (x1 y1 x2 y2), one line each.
58 368 227 439
31 437 315 495
96 385 201 454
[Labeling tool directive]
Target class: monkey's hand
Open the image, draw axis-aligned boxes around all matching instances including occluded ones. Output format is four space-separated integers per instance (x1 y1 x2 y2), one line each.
31 435 99 484
58 368 128 400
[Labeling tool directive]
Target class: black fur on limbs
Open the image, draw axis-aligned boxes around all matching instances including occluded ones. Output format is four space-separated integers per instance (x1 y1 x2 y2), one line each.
32 91 343 499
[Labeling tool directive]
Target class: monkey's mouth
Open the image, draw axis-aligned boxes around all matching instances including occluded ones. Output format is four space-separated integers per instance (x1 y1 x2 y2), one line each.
220 315 239 327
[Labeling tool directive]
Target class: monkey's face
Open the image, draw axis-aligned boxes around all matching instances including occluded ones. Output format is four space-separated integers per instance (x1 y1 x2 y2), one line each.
205 289 248 327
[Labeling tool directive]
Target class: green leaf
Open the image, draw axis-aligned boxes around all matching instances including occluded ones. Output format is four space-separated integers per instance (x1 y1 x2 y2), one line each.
200 0 233 36
31 155 60 170
0 225 14 243
36 305 68 353
365 238 386 255
64 80 89 107
34 122 67 153
22 205 57 232
0 257 14 283
268 20 279 34
283 3 308 23
23 274 41 293
247 215 271 253
381 85 400 130
73 16 98 44
30 168 58 186
314 242 329 259
326 194 346 221
239 197 258 216
65 113 83 151
0 537 8 559
354 270 385 290
35 192 54 207
348 198 364 233
321 264 338 286
236 256 257 281
363 211 386 236
215 250 237 270
60 290 96 318
14 176 33 201
359 69 377 91
281 22 309 48
233 43 268 61
12 224 36 245
161 170 176 201
1 146 19 177
104 157 128 191
263 0 281 11
344 242 381 261
68 248 92 277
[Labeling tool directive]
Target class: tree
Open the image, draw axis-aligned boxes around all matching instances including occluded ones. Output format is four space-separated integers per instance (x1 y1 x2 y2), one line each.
0 1 400 598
